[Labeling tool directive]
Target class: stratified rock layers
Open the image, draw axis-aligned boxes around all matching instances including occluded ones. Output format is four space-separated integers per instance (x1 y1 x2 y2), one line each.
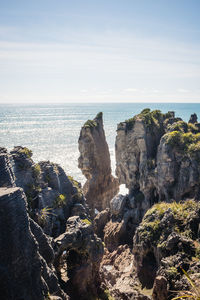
78 112 119 212
0 187 67 300
115 110 200 208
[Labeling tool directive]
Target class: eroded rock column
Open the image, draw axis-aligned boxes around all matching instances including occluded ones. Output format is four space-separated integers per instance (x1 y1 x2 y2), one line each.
78 112 119 212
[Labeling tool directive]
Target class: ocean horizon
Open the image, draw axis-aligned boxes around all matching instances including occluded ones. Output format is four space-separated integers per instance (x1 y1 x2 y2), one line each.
1 102 200 186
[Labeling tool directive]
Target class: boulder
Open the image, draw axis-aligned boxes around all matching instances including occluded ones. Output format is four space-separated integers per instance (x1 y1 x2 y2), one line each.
110 194 126 216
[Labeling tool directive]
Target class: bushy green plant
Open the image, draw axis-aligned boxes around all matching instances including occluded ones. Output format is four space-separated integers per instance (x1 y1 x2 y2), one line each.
166 130 200 153
19 147 33 158
141 200 200 248
38 207 55 225
84 119 97 128
68 175 83 200
33 163 41 177
124 116 136 130
169 121 188 133
81 218 92 225
54 194 66 208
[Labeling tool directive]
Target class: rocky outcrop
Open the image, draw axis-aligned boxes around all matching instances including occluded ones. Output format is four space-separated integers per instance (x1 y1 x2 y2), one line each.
133 200 200 298
54 216 104 299
115 109 200 217
94 208 110 239
189 113 198 124
0 147 15 187
156 130 200 201
115 109 171 194
0 147 106 298
0 187 68 300
1 146 90 237
78 112 119 212
102 193 143 252
100 245 151 300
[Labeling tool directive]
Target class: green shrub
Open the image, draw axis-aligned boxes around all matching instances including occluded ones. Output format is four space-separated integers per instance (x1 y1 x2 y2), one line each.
68 175 83 200
38 207 55 225
84 119 97 128
19 147 33 158
166 130 200 154
33 163 41 177
169 121 188 133
124 116 136 131
141 108 151 114
188 123 199 134
81 218 92 225
54 194 67 208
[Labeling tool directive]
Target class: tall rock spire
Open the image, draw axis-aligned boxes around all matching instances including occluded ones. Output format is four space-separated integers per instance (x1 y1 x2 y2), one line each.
78 112 119 212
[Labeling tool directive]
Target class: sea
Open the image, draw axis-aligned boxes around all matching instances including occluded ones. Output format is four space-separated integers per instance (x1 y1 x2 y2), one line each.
1 103 200 188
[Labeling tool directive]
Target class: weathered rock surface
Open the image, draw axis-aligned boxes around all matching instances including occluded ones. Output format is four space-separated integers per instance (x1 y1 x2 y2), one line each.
103 194 142 251
0 147 105 299
189 113 198 124
0 147 15 187
1 146 89 238
54 216 104 299
115 109 200 220
94 208 110 239
152 276 168 300
100 244 151 300
0 187 68 300
133 200 200 298
78 112 119 212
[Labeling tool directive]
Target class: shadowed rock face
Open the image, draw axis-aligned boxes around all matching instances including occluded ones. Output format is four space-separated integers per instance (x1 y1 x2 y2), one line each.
54 216 104 300
78 112 119 212
189 113 198 124
0 148 15 187
0 187 68 300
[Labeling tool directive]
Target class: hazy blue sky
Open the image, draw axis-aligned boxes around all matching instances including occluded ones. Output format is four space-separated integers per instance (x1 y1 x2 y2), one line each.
0 0 200 103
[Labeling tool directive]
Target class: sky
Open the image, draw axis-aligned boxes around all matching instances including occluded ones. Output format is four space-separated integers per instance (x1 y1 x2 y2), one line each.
0 0 200 103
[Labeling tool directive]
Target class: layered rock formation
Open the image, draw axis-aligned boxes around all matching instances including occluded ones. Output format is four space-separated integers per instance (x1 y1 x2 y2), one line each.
115 109 200 217
133 200 200 299
55 216 104 299
0 147 15 187
0 187 67 300
6 146 89 237
78 112 119 212
0 146 104 300
1 108 200 300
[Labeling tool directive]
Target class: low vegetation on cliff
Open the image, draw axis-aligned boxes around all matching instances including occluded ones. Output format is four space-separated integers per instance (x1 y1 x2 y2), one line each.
122 108 173 131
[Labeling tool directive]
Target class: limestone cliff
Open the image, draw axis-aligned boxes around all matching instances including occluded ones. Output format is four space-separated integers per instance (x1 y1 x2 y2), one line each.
78 112 119 212
115 109 200 211
0 187 67 300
